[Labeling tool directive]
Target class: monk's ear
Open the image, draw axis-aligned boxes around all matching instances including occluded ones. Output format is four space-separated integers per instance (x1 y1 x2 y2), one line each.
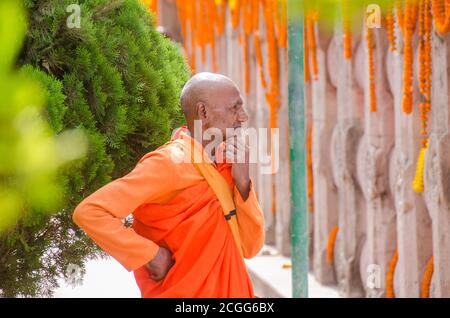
196 102 207 120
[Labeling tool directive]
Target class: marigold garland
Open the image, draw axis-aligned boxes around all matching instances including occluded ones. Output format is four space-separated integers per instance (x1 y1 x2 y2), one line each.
262 0 281 130
412 0 432 193
343 0 352 60
386 5 398 52
242 34 250 95
386 249 398 298
276 0 287 49
366 25 377 112
271 175 276 215
307 124 314 213
180 2 197 73
200 0 208 64
304 19 311 83
252 0 260 31
254 32 268 88
412 140 428 192
421 256 434 298
243 0 253 36
231 0 241 28
432 0 450 34
419 0 432 146
216 0 227 35
398 0 419 114
175 0 188 51
327 226 339 265
208 0 219 72
307 12 319 80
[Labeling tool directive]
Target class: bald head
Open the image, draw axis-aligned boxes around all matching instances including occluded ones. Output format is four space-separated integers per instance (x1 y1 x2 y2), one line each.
180 72 238 126
180 72 248 142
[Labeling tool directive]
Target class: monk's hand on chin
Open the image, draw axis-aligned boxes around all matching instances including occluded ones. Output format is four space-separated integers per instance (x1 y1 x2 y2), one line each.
224 135 250 200
145 247 175 282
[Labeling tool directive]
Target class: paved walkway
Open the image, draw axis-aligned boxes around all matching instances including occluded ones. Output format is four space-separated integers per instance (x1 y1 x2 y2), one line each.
55 247 340 298
245 246 341 298
53 258 140 298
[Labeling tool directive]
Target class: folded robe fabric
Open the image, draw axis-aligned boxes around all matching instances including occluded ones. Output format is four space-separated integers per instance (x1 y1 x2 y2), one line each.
170 130 244 258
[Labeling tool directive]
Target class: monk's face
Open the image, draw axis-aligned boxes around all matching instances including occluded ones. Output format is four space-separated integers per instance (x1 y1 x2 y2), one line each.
203 82 248 140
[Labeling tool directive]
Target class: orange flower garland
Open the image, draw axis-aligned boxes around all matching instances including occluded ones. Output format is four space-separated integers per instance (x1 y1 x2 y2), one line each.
252 0 260 31
421 256 434 298
262 0 280 130
385 5 398 52
304 19 311 83
271 176 276 215
230 0 241 29
242 0 255 95
242 34 250 95
243 0 254 36
175 0 188 52
176 0 224 74
200 0 208 64
419 0 432 147
412 0 432 193
216 0 227 35
396 0 406 31
306 124 314 213
432 0 450 34
307 12 319 80
366 24 377 112
208 0 219 72
386 249 398 298
254 32 268 88
327 226 339 265
276 0 287 49
343 0 352 60
398 0 419 114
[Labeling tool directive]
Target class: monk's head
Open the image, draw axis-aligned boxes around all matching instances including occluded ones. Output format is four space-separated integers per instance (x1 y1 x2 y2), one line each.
180 72 248 141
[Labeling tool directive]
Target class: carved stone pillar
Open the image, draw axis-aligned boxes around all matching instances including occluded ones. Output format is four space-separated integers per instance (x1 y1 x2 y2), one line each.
329 30 366 297
423 33 450 298
311 27 339 285
386 30 432 298
356 27 396 298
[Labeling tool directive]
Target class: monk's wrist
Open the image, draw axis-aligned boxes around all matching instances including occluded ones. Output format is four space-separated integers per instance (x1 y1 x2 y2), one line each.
235 179 250 200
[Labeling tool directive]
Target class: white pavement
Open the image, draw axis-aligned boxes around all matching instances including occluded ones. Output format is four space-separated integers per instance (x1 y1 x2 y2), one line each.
245 245 341 298
53 258 140 298
54 247 340 298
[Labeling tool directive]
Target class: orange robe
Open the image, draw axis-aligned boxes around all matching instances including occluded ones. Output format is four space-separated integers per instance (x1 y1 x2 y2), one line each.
72 133 265 297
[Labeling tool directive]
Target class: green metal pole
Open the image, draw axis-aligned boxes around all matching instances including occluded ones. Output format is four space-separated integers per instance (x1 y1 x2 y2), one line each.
288 2 308 298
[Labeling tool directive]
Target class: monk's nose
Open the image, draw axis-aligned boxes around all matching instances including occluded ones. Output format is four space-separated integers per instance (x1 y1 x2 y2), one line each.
237 108 249 123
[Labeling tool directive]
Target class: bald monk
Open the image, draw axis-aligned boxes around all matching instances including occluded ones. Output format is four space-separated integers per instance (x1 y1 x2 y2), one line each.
73 72 265 297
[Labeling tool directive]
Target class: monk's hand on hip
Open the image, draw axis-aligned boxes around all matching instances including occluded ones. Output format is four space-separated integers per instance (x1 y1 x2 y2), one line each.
225 135 250 200
146 247 175 281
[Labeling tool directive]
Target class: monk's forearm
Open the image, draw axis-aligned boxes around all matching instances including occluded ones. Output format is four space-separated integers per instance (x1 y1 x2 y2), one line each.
232 162 250 200
235 178 250 201
73 201 159 271
234 181 265 258
72 149 179 270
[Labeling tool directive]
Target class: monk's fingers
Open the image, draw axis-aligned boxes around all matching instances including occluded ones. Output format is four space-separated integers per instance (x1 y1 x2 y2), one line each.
151 270 165 281
227 142 248 162
224 149 235 162
225 149 248 163
235 135 248 149
228 137 248 152
226 142 247 154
